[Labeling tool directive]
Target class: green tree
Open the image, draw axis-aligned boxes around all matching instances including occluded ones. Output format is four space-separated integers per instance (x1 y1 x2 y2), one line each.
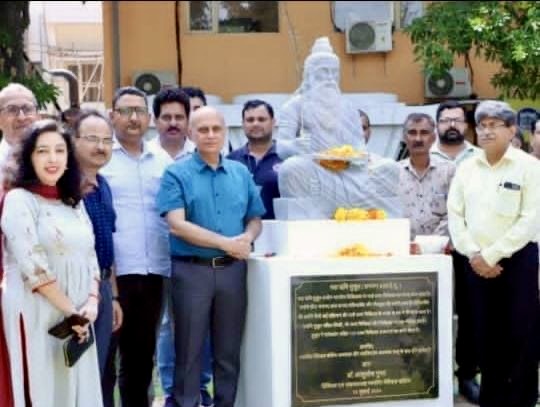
405 1 540 100
0 1 59 107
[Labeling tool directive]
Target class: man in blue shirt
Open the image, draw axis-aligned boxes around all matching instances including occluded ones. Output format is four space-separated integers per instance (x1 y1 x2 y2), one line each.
72 109 122 407
228 99 281 219
157 106 265 407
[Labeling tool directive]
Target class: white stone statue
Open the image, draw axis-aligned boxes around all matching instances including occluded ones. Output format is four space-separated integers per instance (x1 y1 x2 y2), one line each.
275 37 402 219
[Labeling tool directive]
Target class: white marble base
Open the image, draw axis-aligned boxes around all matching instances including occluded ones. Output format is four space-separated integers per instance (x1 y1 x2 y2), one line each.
254 219 411 258
235 255 453 407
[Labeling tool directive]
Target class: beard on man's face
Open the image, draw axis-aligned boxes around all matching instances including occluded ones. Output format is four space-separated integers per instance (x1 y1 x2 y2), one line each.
439 127 465 145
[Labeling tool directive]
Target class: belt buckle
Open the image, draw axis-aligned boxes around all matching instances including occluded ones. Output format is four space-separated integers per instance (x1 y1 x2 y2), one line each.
212 256 226 269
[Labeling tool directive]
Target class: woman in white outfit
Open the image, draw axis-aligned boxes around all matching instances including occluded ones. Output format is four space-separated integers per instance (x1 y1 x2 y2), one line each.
1 119 103 407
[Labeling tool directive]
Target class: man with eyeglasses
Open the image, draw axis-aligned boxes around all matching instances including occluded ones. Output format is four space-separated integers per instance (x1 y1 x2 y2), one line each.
157 106 265 407
398 113 455 247
72 109 122 407
0 83 38 168
228 99 281 220
432 100 478 165
0 83 38 407
101 86 173 407
448 100 540 407
431 100 481 404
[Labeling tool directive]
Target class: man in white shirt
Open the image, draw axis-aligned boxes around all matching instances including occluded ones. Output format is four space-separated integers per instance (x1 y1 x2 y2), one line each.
432 100 480 404
448 100 540 407
432 100 478 165
149 88 194 161
0 83 38 169
101 86 173 407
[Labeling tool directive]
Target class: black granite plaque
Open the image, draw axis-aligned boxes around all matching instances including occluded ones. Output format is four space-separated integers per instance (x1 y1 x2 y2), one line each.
291 273 438 406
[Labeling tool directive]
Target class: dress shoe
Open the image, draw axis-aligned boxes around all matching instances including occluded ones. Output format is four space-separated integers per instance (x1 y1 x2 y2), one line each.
458 377 480 405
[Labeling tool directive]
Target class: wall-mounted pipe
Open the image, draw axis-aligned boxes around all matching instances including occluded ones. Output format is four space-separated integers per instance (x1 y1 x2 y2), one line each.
112 1 121 90
47 68 79 108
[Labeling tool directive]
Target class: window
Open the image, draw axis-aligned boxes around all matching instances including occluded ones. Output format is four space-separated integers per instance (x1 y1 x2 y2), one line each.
188 1 279 33
396 1 425 29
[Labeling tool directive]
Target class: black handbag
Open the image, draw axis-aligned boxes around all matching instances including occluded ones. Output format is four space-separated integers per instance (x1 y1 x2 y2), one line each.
63 328 94 367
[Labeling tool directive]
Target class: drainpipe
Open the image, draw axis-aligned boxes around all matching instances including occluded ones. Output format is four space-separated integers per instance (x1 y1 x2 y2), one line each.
112 1 121 90
47 68 79 108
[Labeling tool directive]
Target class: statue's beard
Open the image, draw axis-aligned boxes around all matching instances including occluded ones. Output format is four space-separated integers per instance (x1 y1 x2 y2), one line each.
302 84 344 149
440 128 465 145
307 83 340 106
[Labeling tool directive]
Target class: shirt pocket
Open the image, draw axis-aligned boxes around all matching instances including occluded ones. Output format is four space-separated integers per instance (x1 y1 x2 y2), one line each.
494 187 521 217
230 195 248 217
430 192 448 217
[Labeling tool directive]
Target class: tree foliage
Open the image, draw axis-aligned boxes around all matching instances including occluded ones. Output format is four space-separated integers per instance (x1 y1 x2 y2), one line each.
405 1 540 100
0 1 59 107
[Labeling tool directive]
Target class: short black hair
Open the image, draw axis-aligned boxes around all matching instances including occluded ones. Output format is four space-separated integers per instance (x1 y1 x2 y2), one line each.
153 88 191 119
112 86 147 109
10 119 82 207
181 86 207 105
73 109 113 136
242 99 274 119
436 100 467 122
60 107 81 124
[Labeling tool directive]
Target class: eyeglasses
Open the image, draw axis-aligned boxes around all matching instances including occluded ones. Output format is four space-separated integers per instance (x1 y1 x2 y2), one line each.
114 107 148 117
158 114 186 122
476 123 507 133
438 118 466 125
0 104 37 117
76 135 114 145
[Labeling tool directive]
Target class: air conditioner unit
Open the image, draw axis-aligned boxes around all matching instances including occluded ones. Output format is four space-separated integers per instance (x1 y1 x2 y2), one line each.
132 70 177 95
345 18 393 54
425 68 472 99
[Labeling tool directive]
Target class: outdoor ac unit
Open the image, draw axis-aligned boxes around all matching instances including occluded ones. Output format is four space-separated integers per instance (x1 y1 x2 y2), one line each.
132 70 177 95
345 18 393 54
425 68 472 99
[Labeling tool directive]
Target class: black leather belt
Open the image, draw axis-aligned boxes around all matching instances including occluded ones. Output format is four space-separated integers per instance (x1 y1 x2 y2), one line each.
101 267 113 280
173 255 237 269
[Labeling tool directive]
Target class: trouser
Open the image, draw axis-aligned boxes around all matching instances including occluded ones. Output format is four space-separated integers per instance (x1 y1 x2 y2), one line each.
452 250 479 380
95 279 114 405
117 274 164 407
171 259 247 407
466 243 540 407
102 332 118 407
157 280 214 401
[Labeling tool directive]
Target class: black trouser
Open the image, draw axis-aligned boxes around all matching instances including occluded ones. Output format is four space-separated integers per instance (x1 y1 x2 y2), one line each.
466 243 539 407
452 250 479 380
117 274 164 407
171 259 247 407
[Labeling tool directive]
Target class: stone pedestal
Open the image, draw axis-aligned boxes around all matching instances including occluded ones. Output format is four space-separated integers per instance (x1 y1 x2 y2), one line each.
235 220 453 407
